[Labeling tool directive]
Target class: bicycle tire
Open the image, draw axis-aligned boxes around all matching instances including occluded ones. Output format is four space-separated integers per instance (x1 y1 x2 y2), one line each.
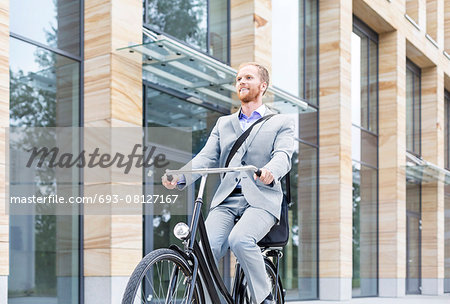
121 248 204 304
236 257 284 304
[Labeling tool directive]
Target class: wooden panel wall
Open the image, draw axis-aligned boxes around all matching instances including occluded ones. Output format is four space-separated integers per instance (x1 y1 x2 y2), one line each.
426 0 438 42
0 0 8 277
421 66 445 294
318 0 352 299
378 30 407 296
230 0 272 72
406 0 419 23
83 0 142 278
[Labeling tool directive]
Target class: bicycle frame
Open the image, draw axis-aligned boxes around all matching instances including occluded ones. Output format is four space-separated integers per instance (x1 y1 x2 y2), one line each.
165 166 259 304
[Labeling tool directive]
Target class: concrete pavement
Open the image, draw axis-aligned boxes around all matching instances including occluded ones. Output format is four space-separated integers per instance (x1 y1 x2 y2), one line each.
288 294 450 303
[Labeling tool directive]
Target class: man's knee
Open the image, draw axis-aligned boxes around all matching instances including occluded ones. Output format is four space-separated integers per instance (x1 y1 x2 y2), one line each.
228 231 254 255
209 240 222 260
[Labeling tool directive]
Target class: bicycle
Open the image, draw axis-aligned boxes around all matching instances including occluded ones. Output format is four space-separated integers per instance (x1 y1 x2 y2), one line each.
121 165 286 304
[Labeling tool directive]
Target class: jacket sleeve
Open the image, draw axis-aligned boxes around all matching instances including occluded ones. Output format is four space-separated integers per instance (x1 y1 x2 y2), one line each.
263 115 295 183
176 117 222 189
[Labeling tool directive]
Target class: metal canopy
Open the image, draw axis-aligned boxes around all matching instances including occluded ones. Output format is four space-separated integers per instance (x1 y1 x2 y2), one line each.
406 151 450 184
117 28 315 114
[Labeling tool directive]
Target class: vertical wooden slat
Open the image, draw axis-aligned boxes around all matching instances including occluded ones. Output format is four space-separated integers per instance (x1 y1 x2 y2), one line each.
318 0 353 300
378 30 407 297
421 66 445 295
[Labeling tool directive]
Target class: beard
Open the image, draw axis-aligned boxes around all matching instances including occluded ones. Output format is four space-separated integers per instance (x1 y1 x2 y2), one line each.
238 87 261 103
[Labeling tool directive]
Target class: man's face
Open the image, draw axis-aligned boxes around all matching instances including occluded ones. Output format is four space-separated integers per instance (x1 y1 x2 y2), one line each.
235 65 266 103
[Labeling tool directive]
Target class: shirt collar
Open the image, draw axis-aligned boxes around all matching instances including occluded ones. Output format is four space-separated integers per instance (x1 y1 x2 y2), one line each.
239 104 266 119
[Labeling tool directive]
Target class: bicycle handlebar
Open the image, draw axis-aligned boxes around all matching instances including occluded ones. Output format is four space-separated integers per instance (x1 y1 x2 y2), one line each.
165 165 262 181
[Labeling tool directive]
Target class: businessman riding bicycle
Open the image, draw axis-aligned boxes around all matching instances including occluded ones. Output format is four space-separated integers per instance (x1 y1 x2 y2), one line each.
162 62 294 304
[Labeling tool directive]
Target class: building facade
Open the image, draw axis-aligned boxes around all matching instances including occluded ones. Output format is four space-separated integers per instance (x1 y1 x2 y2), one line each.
0 0 449 303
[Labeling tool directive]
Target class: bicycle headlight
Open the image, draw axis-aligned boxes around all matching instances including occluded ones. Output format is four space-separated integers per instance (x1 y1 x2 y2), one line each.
173 222 190 240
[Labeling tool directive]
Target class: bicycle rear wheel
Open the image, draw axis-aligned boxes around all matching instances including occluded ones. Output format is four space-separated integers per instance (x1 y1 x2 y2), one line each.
236 257 284 304
122 248 204 304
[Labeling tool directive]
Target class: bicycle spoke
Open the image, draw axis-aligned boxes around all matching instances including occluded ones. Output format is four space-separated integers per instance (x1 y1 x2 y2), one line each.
122 249 200 304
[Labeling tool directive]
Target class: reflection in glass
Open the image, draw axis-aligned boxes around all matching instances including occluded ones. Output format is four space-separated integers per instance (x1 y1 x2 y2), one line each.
406 181 421 294
209 0 229 62
303 0 318 104
10 0 81 56
9 38 80 303
369 40 378 132
352 26 378 132
9 38 80 127
406 63 421 155
445 94 450 292
147 0 207 50
299 111 317 145
351 127 377 168
359 29 368 129
351 21 378 297
143 86 224 251
352 163 377 297
282 142 317 300
445 94 449 169
445 185 450 292
273 0 317 105
145 0 228 62
351 32 362 126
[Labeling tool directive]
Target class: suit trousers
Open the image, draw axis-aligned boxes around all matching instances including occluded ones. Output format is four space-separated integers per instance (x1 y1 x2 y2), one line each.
205 193 276 304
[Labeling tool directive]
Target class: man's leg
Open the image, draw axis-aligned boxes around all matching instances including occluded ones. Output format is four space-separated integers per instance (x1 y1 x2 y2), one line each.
228 204 276 304
204 195 246 263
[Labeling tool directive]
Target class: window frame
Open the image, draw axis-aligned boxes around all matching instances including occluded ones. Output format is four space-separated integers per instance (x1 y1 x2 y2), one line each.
406 58 422 157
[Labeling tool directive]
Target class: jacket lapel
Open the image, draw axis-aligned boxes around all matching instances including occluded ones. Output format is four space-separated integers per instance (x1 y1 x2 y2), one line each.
231 110 242 138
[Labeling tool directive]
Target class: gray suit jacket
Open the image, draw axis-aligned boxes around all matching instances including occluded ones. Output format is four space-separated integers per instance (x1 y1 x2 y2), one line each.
179 107 295 220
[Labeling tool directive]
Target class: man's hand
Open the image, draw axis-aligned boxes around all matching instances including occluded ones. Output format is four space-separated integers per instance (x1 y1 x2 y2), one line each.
253 168 274 185
161 174 180 189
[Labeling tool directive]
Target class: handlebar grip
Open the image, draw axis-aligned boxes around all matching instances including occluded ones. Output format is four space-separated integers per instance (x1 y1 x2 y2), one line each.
166 174 173 182
255 169 274 187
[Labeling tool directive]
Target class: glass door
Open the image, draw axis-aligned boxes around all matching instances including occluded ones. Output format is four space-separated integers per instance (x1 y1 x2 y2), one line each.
406 182 421 294
143 83 226 254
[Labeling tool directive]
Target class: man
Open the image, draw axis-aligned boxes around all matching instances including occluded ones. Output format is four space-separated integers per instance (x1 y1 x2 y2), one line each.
162 62 294 304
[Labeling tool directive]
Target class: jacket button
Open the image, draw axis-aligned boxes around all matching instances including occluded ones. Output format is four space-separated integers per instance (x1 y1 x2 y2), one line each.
241 161 246 165
235 178 239 182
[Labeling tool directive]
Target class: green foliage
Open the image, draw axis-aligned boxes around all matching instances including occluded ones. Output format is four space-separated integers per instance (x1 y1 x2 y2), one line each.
147 0 207 50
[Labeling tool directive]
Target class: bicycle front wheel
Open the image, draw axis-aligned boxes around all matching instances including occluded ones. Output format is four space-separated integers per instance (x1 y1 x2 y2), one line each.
236 257 284 304
122 248 204 304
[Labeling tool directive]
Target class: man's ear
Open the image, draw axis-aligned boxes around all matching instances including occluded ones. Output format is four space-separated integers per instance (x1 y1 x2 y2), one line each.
260 82 267 93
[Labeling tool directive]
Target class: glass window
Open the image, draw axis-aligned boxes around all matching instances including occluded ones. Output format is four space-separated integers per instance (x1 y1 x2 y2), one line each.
272 0 318 106
143 85 224 252
352 163 378 297
406 60 421 155
8 37 80 303
281 142 318 301
10 0 81 56
351 18 378 297
144 0 229 63
406 181 421 294
445 184 450 293
445 91 450 293
445 91 449 169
